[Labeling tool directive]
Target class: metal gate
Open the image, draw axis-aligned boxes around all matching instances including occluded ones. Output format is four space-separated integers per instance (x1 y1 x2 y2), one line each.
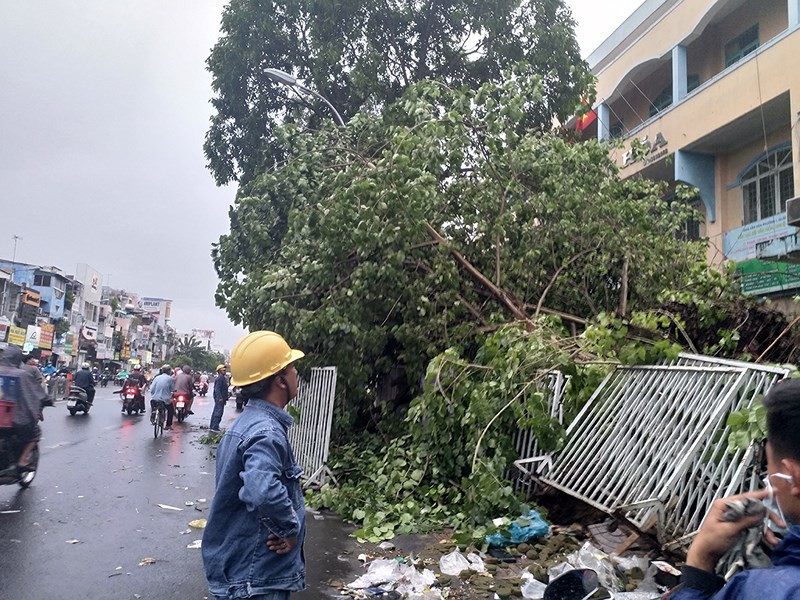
288 366 338 488
515 354 788 547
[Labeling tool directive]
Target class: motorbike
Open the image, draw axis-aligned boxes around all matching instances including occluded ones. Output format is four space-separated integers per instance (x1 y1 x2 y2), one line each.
194 381 208 397
173 392 190 423
121 385 146 415
0 433 39 488
0 379 40 488
99 372 111 388
66 385 91 416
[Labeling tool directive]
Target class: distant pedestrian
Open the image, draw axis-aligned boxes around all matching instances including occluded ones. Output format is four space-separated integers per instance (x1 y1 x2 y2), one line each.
209 364 228 432
203 331 306 600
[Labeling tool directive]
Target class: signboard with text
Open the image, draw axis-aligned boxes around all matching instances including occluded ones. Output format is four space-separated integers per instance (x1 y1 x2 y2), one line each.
24 325 41 353
736 259 800 296
39 323 55 349
723 213 797 263
7 327 25 347
64 333 74 357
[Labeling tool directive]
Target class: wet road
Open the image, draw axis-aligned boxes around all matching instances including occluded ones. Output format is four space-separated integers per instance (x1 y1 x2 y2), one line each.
0 387 361 600
0 386 226 599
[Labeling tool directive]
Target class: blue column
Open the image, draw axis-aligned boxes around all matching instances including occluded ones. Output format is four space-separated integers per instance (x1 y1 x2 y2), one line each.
596 102 610 142
675 150 716 223
672 45 688 102
791 0 800 26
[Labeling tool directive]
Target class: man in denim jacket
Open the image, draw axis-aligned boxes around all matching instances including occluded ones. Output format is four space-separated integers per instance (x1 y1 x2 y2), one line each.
203 331 306 600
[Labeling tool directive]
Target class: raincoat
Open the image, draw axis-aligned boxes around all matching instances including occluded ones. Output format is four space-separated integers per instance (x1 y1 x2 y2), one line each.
0 346 46 429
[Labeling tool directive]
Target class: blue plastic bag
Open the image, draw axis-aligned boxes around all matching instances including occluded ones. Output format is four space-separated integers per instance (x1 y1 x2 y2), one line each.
485 510 549 547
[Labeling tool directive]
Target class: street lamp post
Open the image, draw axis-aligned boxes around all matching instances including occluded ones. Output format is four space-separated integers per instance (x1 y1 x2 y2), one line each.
264 68 345 127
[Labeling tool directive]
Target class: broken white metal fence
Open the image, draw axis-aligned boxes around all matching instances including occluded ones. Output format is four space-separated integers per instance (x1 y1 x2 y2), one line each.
511 371 568 494
288 366 338 489
513 353 788 547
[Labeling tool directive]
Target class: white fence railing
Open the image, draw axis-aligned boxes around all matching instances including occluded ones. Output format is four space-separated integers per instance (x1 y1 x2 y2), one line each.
513 353 788 547
288 366 338 488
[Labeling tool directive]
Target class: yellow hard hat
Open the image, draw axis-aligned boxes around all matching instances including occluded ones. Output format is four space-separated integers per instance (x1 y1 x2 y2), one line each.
216 364 226 372
230 331 304 387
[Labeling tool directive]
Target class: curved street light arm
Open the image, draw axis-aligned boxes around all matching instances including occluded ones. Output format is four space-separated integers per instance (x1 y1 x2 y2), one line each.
295 84 345 127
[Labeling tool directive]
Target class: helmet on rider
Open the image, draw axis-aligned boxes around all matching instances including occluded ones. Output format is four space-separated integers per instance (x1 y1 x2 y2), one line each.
160 363 172 374
81 362 90 369
133 365 141 372
182 365 191 375
230 331 303 388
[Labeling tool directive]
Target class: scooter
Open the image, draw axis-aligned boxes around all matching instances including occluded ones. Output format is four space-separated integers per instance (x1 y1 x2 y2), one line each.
194 381 208 397
66 386 91 416
99 372 111 388
173 392 190 423
121 385 146 415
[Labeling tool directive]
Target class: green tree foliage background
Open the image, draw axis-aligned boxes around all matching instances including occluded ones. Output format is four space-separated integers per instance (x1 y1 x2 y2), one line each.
204 0 593 185
212 70 705 432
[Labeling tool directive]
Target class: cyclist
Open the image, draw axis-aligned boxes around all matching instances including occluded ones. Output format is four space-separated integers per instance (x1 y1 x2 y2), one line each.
149 364 176 430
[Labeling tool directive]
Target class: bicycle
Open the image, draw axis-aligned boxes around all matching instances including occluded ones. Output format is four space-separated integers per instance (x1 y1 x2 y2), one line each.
151 400 167 439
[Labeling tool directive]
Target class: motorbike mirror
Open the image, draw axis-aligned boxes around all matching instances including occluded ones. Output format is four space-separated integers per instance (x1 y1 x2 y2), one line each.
544 568 610 600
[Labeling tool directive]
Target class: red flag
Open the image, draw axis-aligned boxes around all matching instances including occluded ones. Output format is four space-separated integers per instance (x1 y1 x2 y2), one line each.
575 109 597 132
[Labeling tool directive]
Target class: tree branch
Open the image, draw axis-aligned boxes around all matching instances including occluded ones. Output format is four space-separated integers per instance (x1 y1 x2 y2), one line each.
535 246 600 318
425 222 532 326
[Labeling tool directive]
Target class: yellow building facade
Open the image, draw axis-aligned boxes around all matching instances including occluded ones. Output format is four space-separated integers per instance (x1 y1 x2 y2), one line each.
586 0 800 298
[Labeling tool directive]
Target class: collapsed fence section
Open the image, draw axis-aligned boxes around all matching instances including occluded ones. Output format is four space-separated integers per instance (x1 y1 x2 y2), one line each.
511 371 568 494
288 366 338 488
513 354 789 547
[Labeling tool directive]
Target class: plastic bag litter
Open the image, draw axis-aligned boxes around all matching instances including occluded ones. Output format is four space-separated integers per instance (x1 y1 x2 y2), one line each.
394 566 436 596
612 554 649 572
485 510 549 547
350 559 403 589
349 558 436 596
547 542 623 591
439 550 472 575
520 571 547 599
466 552 486 573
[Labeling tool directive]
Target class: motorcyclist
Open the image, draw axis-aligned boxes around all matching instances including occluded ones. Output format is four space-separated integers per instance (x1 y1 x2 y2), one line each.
73 362 96 405
121 365 148 412
0 346 48 474
174 365 195 415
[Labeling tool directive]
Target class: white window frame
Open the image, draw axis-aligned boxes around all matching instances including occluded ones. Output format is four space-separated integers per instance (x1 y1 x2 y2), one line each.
741 148 794 225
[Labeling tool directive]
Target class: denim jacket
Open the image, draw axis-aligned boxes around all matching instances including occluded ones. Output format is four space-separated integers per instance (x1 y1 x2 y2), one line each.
202 399 306 599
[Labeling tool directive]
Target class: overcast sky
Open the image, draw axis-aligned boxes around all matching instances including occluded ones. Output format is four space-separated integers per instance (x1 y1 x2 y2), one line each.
1 0 644 351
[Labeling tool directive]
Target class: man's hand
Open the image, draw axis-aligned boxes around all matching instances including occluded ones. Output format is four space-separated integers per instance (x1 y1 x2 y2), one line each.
267 533 297 554
687 489 769 572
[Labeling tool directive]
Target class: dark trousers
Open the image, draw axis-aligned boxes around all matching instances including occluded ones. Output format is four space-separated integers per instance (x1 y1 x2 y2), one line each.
210 399 225 430
87 388 96 404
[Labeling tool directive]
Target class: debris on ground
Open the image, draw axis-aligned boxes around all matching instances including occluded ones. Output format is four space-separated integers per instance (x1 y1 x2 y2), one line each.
338 517 682 600
138 557 157 566
485 511 550 548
